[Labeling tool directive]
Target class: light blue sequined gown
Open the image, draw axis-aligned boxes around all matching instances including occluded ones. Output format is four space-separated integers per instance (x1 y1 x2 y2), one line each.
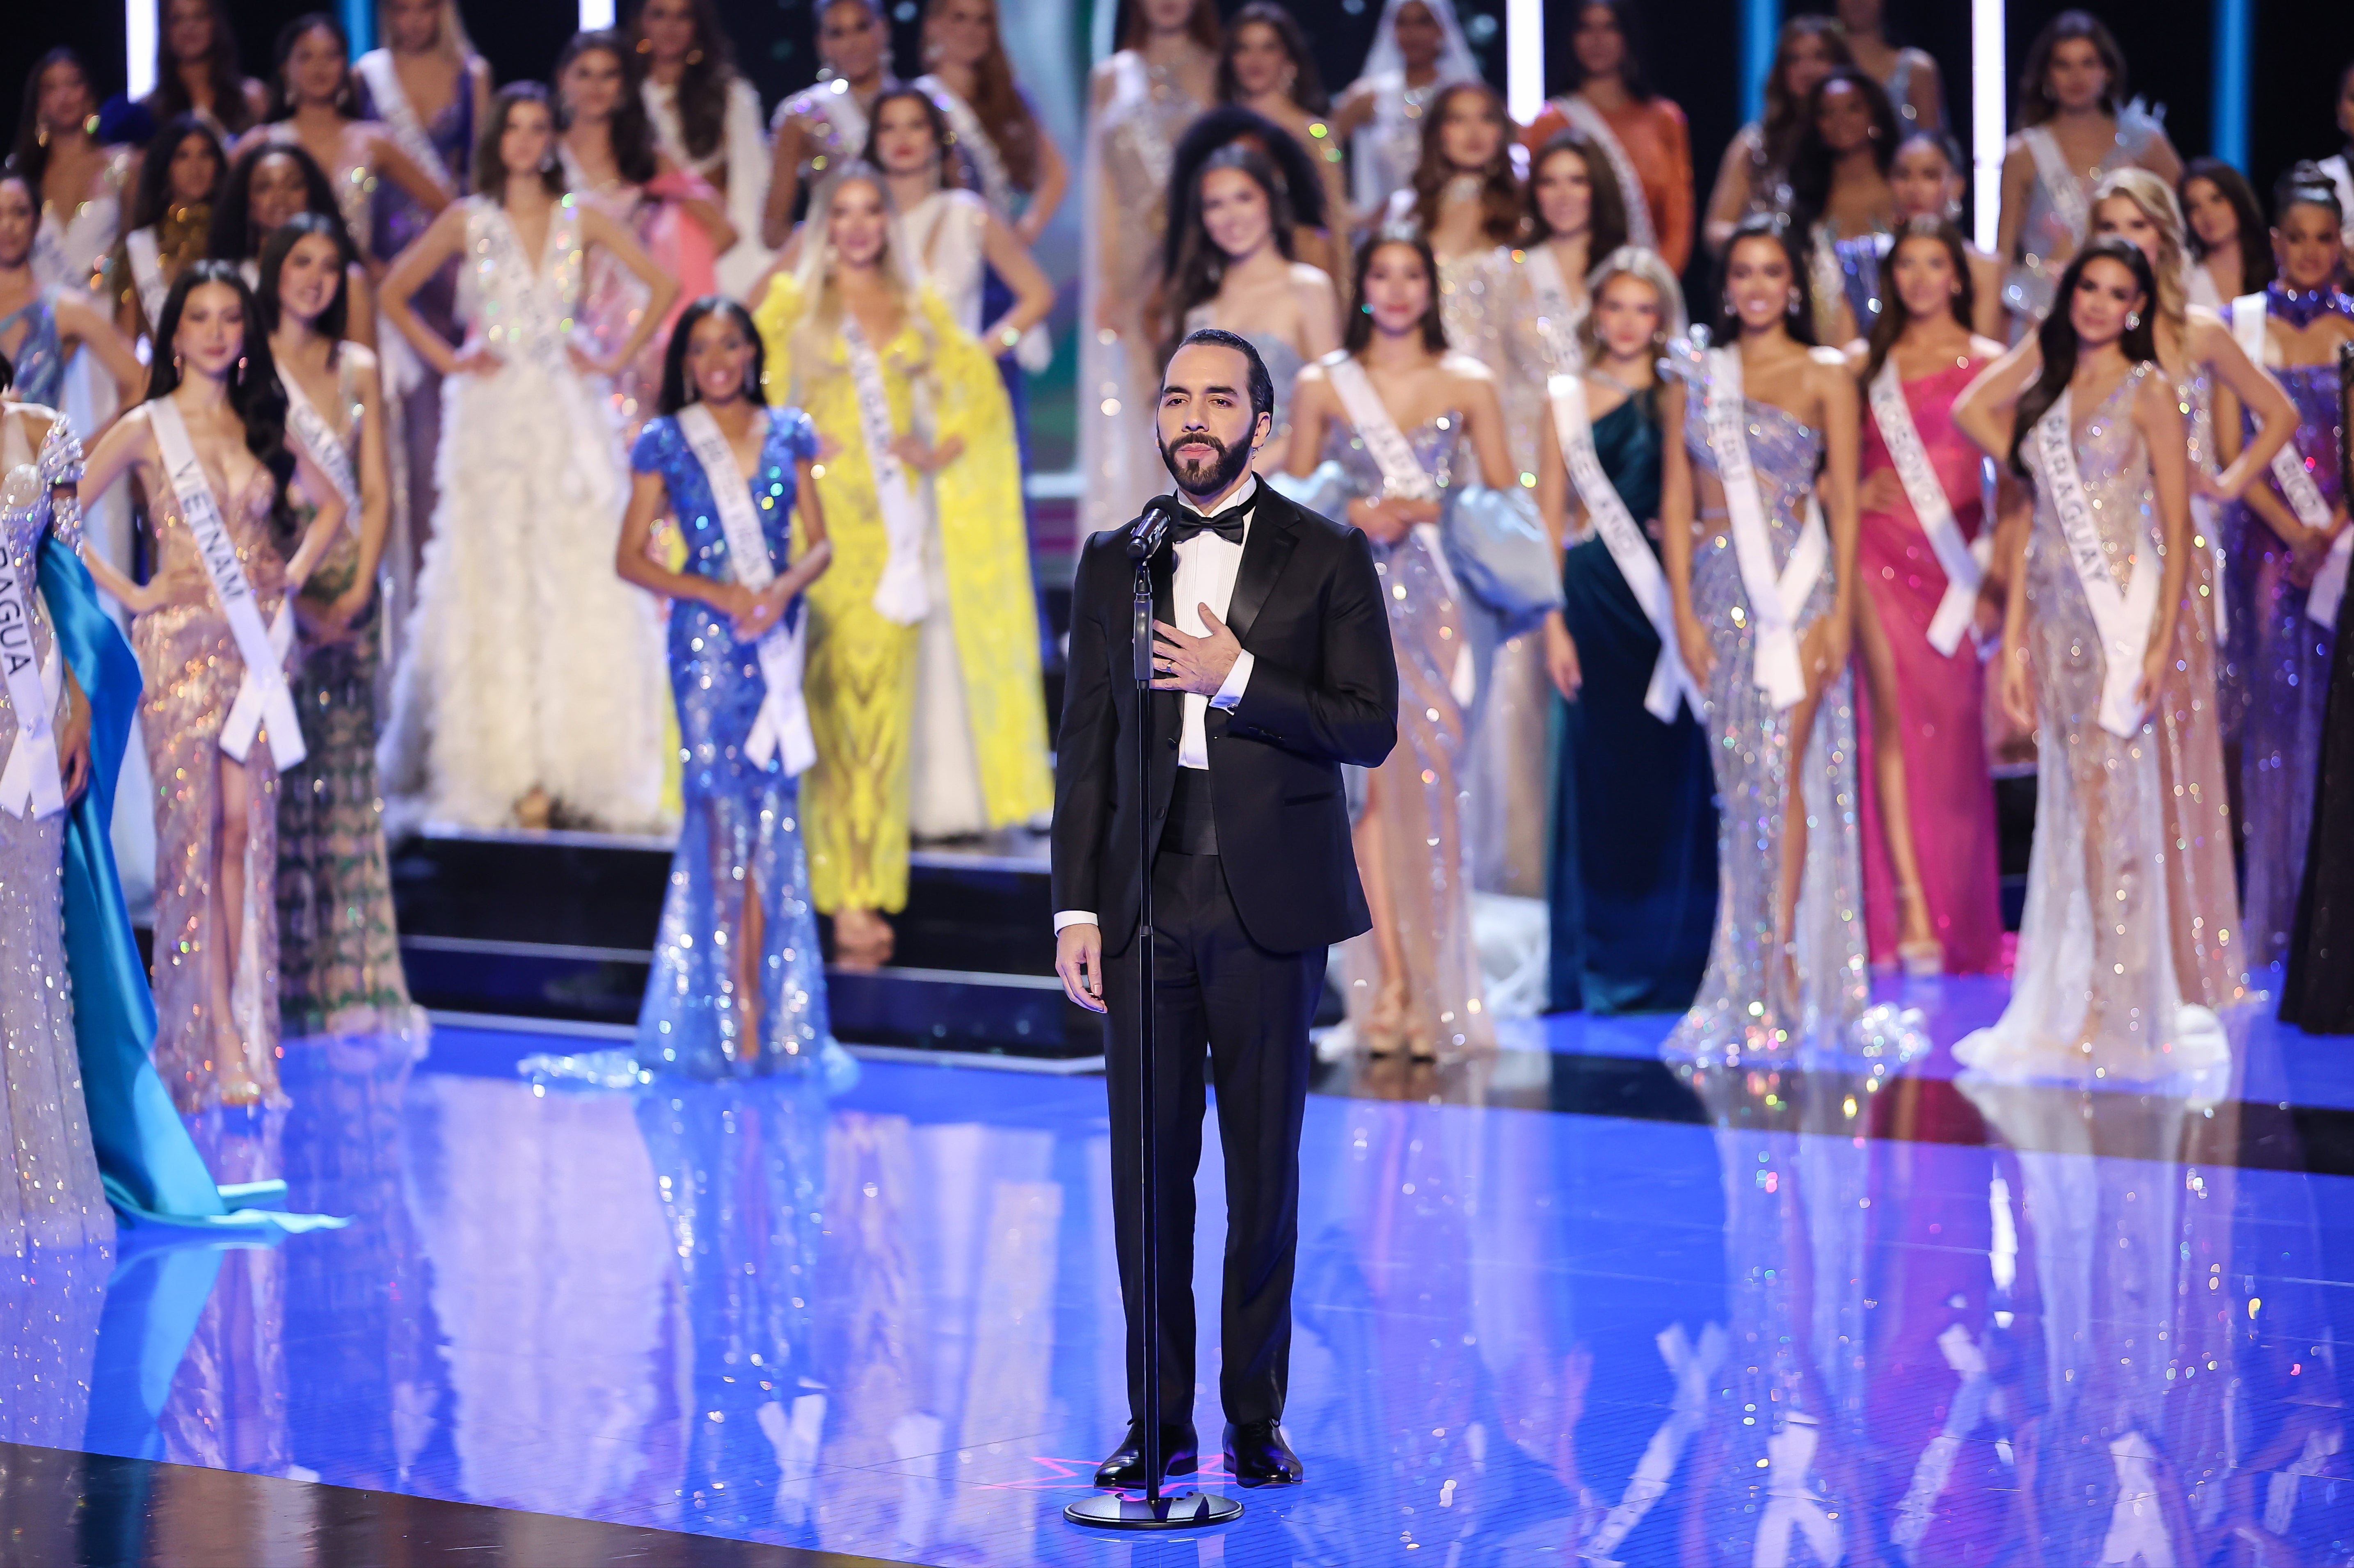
630 409 833 1077
1663 340 1867 1061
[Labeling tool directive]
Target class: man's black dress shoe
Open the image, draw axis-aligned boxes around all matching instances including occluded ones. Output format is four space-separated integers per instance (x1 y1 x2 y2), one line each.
1223 1420 1303 1486
1094 1422 1199 1488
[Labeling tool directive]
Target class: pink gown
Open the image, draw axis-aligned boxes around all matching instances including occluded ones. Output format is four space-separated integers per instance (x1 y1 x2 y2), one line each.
1854 359 2005 974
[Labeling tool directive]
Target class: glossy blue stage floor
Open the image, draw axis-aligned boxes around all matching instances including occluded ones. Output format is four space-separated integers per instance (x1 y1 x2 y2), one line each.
14 972 2354 1566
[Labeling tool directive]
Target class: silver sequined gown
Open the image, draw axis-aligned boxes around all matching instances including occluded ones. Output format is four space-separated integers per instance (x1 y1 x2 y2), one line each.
1663 339 1868 1061
1955 366 2226 1079
0 406 112 1253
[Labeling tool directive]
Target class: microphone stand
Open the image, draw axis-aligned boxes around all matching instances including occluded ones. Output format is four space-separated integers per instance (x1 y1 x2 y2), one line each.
1066 501 1242 1532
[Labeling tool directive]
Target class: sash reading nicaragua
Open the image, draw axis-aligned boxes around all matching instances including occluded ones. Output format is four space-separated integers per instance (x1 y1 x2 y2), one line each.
1868 359 1989 655
1551 96 1655 251
1323 353 1476 706
1703 347 1828 711
147 398 306 770
0 540 65 820
2034 387 2161 738
2231 292 2349 627
676 404 817 776
277 366 361 528
839 317 931 625
126 227 171 335
2022 127 2091 248
1548 372 1699 720
1523 247 1585 371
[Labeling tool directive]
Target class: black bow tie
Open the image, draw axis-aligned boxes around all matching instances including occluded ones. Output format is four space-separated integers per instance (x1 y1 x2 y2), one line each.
1167 500 1251 546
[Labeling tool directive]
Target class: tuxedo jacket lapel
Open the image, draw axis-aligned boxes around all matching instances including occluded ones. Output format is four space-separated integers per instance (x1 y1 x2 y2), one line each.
1224 493 1299 651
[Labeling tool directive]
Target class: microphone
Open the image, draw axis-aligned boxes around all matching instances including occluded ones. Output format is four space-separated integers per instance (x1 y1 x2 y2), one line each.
1126 495 1182 564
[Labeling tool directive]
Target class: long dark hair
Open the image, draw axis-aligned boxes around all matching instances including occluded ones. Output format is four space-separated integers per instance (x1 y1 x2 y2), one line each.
146 260 299 550
1525 130 1629 254
1786 68 1900 238
256 210 352 347
2009 237 2158 477
2178 157 2274 291
476 83 568 202
1759 17 1853 176
1860 216 1975 384
148 0 259 135
657 295 767 415
1161 105 1331 281
1216 2 1329 116
1412 81 1521 247
266 13 361 121
1560 0 1653 101
630 0 738 162
861 85 965 190
1714 211 1814 345
556 32 658 185
128 115 228 232
10 50 96 187
1161 144 1299 357
1344 225 1448 355
2017 9 2126 128
211 139 356 263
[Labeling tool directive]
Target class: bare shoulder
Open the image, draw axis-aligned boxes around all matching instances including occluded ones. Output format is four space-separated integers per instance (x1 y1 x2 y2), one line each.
340 341 382 379
1292 356 1333 389
1967 334 2007 361
1440 350 1496 387
1805 344 1852 377
2131 363 2182 420
1289 261 1338 301
5 402 59 447
1839 340 1870 374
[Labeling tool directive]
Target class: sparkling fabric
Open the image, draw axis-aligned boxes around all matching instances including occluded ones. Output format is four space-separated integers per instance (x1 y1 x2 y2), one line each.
0 294 64 409
0 409 112 1254
1999 107 2164 330
1321 411 1495 1059
1955 366 2223 1079
629 410 834 1077
2225 363 2343 972
254 123 375 257
275 358 416 1040
563 158 661 445
1663 339 1868 1062
132 417 288 1113
105 205 211 339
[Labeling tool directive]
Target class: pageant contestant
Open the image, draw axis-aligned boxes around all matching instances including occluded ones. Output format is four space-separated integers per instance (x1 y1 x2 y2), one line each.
753 166 1050 967
253 13 452 257
1702 16 1847 258
1054 326 1398 1490
1216 4 1352 235
1161 144 1341 473
618 299 836 1075
1660 215 1867 1058
1829 131 2006 341
79 263 348 1110
21 51 130 293
211 142 377 344
261 214 415 1040
1951 239 2219 1077
1283 228 1532 1058
632 0 774 298
0 377 112 1253
144 0 269 137
108 118 227 346
1524 0 1694 273
379 84 677 832
1164 106 1347 286
1995 11 2178 336
1512 132 1629 380
1535 247 1715 1014
1845 217 2011 976
915 0 1068 242
1334 0 1479 222
1077 0 1217 541
2179 160 2274 312
1787 68 1899 345
1835 0 1942 129
763 0 895 249
2216 169 2353 973
0 175 144 421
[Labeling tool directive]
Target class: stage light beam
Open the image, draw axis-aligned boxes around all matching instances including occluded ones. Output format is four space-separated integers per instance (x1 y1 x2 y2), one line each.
1971 0 2005 251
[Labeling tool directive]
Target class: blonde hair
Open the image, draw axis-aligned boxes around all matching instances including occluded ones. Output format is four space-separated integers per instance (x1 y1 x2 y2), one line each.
788 162 935 377
2091 167 2188 326
1577 245 1687 359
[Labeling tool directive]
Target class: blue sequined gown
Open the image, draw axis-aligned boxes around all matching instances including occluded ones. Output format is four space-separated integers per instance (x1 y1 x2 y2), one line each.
1663 340 1868 1060
630 410 834 1077
1550 386 1718 1014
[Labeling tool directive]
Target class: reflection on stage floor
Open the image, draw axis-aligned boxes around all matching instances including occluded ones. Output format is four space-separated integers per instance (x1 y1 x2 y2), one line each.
9 974 2354 1566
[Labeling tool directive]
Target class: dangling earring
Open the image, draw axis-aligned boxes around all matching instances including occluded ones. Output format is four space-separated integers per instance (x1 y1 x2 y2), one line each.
635 37 653 53
235 354 247 383
2125 311 2141 329
686 48 704 65
1787 286 1803 314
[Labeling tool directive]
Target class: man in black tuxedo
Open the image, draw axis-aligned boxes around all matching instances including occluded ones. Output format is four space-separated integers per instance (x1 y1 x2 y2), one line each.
1052 328 1398 1489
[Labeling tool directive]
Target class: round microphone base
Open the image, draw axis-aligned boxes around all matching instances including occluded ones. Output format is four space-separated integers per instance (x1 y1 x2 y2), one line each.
1063 1490 1245 1531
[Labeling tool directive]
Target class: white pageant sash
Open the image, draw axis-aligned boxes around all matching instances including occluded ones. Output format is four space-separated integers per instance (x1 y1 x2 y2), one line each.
918 75 1013 216
126 226 170 334
2310 531 2354 632
1326 354 1476 706
1868 359 1987 656
1704 348 1828 710
2022 127 2089 247
840 318 931 626
2035 389 2161 738
0 548 65 819
148 399 305 770
277 365 361 526
1112 53 1175 194
677 404 817 775
355 50 456 194
1553 95 1655 251
1523 246 1585 371
1548 373 1698 720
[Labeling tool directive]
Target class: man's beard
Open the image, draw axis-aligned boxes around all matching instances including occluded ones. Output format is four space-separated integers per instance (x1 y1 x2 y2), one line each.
1160 429 1254 497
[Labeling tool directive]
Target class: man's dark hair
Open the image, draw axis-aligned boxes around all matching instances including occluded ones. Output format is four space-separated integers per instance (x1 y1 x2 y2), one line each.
1167 326 1275 427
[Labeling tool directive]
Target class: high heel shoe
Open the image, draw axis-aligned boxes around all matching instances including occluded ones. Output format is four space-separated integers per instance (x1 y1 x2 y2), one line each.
1361 980 1409 1056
